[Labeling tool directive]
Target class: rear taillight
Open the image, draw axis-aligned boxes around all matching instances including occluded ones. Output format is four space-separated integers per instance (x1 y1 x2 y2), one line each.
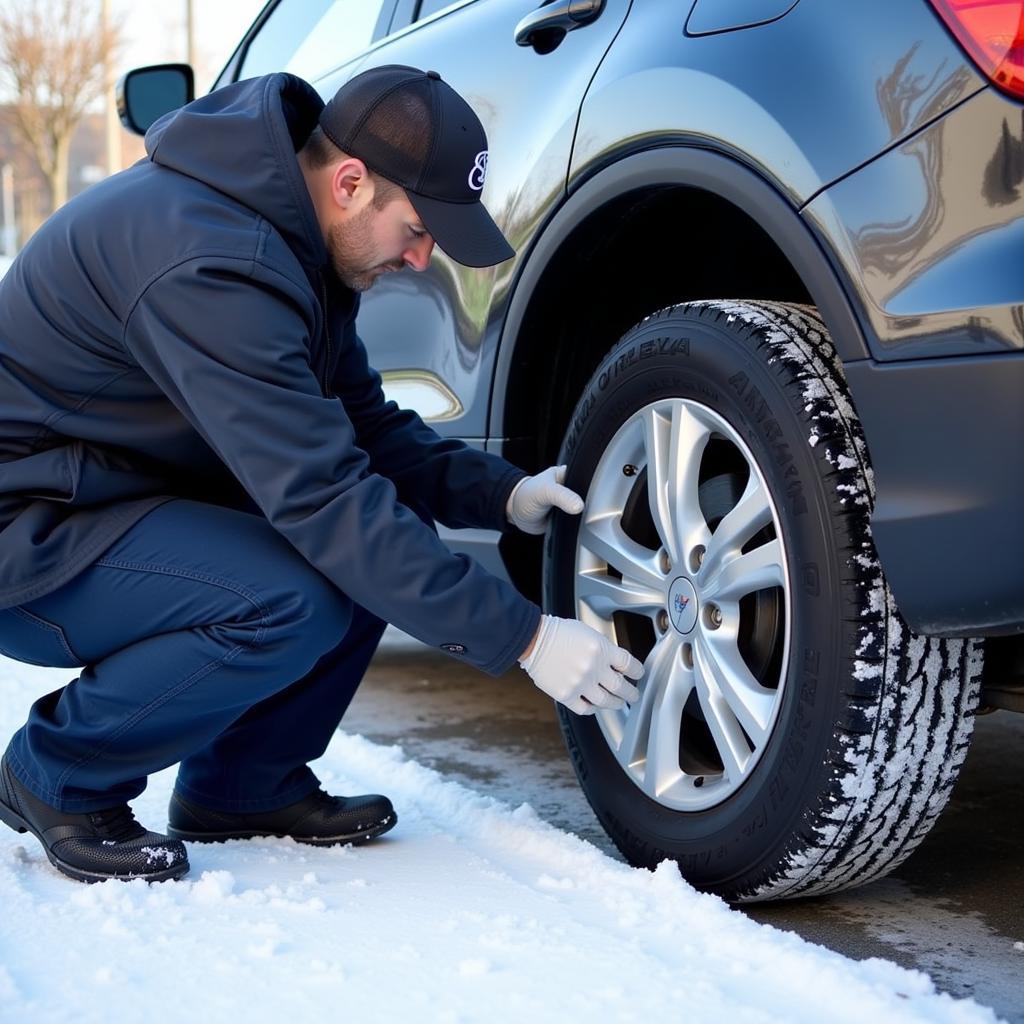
929 0 1024 100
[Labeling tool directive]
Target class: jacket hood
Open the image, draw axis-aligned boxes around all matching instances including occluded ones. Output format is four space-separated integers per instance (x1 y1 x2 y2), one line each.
145 73 328 270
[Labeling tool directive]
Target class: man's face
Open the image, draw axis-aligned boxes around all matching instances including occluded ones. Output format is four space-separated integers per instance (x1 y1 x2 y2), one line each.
328 188 436 292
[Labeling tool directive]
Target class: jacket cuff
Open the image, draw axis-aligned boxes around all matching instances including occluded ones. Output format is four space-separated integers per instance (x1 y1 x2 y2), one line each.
484 597 543 676
489 466 530 534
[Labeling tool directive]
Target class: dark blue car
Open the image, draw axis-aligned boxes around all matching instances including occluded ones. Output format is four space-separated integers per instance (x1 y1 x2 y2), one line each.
119 0 1024 902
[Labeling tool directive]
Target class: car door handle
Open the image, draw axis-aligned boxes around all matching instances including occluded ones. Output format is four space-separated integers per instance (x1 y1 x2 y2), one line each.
515 0 606 48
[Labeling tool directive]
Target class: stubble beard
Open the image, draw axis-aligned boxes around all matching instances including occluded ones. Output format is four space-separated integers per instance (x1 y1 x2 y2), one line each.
328 206 403 292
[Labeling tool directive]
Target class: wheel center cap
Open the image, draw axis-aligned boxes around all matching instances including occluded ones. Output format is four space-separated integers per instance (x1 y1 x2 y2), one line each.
668 577 699 634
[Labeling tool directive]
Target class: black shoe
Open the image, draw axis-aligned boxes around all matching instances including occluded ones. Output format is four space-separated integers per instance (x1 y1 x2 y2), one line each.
167 787 397 847
0 757 189 884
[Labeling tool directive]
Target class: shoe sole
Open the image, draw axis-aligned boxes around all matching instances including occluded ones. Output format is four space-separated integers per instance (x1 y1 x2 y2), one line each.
166 811 398 847
0 794 190 884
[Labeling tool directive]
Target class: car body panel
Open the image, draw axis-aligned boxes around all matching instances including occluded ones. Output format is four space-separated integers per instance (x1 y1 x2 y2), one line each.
845 351 1024 636
569 0 984 205
310 0 631 441
685 0 802 37
804 86 1024 360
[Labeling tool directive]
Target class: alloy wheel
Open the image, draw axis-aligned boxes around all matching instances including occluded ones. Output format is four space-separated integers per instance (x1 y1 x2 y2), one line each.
574 398 791 811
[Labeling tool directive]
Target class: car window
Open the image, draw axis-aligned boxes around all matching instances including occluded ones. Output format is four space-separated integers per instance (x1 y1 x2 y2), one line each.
239 0 388 81
416 0 462 21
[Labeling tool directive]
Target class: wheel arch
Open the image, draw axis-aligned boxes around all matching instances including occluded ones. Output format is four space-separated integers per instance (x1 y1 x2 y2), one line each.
489 145 872 464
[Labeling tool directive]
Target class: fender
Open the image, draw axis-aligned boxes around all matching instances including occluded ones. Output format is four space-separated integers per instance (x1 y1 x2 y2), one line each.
488 145 871 439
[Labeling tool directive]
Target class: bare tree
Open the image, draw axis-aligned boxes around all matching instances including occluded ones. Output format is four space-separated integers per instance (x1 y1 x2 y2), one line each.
0 0 120 213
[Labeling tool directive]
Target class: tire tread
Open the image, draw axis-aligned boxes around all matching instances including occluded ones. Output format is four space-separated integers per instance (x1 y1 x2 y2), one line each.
681 300 981 902
552 298 981 903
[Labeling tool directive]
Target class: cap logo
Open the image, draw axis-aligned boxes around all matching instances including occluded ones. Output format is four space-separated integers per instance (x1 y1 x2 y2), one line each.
468 151 488 191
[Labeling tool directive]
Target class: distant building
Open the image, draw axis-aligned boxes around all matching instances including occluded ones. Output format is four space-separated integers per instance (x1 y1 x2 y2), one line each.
0 106 146 251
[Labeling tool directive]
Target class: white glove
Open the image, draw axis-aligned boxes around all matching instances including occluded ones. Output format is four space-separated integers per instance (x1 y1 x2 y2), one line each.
519 615 644 716
506 465 584 535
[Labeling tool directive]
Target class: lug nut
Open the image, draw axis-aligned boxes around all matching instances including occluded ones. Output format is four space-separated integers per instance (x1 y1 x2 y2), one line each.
657 609 669 632
705 604 722 629
690 545 706 573
659 550 672 575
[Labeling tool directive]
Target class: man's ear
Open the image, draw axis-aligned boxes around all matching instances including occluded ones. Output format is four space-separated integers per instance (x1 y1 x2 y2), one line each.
330 157 371 211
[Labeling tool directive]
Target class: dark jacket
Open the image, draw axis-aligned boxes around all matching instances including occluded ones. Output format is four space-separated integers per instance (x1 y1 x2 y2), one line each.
0 73 540 675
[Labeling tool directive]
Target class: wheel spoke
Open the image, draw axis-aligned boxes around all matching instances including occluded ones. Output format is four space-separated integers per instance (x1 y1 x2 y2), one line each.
692 636 755 781
577 570 663 619
703 538 785 602
695 629 775 747
617 633 679 768
694 683 748 783
642 403 710 565
642 648 695 797
700 474 774 582
577 514 664 592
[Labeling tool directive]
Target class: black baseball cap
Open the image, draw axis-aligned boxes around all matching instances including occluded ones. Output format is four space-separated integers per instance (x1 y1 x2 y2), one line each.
319 64 514 268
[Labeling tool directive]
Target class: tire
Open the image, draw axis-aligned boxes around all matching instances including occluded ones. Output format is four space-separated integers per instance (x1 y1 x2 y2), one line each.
545 300 983 902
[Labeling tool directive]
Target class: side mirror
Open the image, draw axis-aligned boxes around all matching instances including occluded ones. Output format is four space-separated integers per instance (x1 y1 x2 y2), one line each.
116 64 195 136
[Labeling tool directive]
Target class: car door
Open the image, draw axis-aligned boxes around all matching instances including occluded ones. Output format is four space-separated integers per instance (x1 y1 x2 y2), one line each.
312 0 632 443
213 0 631 577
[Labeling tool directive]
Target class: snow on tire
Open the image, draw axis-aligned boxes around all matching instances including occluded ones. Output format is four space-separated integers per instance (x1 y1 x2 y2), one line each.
544 299 983 902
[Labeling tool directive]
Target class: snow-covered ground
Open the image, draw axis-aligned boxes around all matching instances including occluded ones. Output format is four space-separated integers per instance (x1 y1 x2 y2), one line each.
0 660 1005 1023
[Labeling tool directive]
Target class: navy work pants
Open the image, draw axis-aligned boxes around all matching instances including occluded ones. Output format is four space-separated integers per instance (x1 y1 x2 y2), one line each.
0 498 386 813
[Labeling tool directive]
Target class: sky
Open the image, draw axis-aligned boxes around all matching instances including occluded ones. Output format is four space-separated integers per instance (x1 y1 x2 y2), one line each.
0 1 266 105
117 0 267 93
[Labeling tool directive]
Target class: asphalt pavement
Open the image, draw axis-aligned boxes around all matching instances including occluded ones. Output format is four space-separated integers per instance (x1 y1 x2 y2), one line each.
344 628 1024 1022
